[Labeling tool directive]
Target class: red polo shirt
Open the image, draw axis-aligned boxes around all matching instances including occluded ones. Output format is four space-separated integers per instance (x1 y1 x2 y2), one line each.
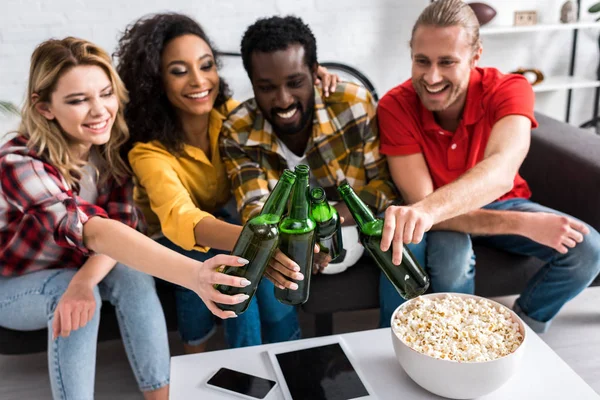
378 67 537 201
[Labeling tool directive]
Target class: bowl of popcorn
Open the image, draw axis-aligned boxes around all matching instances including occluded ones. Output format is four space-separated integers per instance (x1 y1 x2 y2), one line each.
391 293 526 399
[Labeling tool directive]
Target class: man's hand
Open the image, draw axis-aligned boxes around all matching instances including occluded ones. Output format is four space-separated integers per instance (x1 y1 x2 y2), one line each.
380 205 434 265
52 281 97 340
335 203 355 226
265 249 305 289
313 247 332 274
522 212 589 254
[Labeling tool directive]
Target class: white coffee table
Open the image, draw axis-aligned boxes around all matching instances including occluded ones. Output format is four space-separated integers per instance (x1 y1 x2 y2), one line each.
170 326 600 399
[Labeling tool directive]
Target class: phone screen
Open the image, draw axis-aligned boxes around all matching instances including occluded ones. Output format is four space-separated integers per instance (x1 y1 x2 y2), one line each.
207 367 277 399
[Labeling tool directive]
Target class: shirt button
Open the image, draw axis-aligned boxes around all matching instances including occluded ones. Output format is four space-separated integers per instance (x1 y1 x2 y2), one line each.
439 131 444 135
451 144 457 150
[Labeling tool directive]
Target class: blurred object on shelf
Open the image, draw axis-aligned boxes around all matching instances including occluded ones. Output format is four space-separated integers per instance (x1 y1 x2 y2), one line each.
510 68 545 86
514 10 538 26
589 2 600 22
560 1 578 23
468 2 496 26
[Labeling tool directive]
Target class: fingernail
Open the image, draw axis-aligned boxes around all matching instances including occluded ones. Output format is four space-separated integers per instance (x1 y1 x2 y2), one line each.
293 264 300 271
295 273 304 280
237 258 249 265
240 279 251 287
290 283 299 290
237 294 250 301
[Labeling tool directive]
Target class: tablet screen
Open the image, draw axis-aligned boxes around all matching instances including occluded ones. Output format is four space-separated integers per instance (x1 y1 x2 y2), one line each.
274 342 370 400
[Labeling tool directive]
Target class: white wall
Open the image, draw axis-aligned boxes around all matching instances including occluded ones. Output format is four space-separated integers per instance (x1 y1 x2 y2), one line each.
1 0 599 133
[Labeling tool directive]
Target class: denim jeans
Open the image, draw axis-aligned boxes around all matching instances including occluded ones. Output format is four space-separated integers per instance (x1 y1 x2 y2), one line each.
0 265 170 399
156 236 300 348
426 198 600 333
378 239 428 327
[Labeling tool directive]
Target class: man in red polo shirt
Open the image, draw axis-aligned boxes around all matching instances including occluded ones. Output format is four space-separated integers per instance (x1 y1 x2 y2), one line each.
377 0 600 333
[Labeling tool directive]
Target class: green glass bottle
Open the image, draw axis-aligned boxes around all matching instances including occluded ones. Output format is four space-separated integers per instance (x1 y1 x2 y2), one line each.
310 187 343 262
274 165 316 305
337 182 429 299
215 169 296 314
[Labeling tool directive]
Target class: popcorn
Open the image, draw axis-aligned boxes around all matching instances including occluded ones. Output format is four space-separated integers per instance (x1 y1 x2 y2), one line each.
393 295 524 362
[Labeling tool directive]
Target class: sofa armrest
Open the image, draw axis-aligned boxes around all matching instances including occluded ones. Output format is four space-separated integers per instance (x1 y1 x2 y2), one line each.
520 112 600 230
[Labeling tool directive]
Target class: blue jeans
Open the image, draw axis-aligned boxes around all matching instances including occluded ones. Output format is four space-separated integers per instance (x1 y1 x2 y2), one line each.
0 265 170 399
426 198 600 333
378 239 428 327
156 236 300 347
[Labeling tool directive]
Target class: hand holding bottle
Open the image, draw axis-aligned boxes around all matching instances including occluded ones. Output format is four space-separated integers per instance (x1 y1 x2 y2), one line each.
380 205 434 265
194 254 253 319
265 248 306 290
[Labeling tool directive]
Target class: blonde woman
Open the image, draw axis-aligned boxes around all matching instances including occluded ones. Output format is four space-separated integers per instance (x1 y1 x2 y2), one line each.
0 37 249 400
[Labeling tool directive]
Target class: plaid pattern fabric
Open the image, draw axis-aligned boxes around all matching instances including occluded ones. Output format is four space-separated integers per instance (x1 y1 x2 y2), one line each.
0 136 140 276
220 82 397 223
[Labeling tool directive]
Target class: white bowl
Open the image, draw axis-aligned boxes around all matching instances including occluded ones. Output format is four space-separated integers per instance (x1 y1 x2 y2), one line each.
390 293 527 399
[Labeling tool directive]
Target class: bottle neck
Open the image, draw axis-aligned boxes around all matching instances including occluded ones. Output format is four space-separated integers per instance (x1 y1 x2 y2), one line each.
311 200 332 223
337 183 376 231
260 170 296 220
289 172 310 220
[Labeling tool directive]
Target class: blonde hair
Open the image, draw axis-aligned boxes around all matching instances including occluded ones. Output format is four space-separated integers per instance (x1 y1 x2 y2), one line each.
19 37 130 190
410 0 481 52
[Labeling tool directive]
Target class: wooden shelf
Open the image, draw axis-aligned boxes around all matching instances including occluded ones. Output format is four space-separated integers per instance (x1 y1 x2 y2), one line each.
480 21 600 35
532 76 600 92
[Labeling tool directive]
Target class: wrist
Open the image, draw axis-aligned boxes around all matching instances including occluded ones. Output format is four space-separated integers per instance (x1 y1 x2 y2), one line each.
513 212 532 237
412 202 437 224
68 275 96 290
185 258 202 293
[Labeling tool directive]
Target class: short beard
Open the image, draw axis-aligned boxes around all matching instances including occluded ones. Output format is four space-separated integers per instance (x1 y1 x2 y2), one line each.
269 95 315 137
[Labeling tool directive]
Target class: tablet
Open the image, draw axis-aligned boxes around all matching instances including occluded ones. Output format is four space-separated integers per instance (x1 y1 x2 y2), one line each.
267 336 374 400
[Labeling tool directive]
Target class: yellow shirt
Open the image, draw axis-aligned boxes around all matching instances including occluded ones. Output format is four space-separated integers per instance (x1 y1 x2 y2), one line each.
128 99 239 252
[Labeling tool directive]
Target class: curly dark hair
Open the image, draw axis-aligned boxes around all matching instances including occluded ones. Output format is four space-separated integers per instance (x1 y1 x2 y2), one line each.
241 15 318 79
114 13 231 156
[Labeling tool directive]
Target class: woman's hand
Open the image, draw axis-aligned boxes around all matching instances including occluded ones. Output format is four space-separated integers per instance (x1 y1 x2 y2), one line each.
52 282 97 340
265 249 306 290
194 254 252 319
316 65 339 97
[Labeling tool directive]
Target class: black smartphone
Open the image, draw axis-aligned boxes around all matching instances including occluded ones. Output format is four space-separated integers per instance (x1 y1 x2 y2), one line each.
206 367 278 399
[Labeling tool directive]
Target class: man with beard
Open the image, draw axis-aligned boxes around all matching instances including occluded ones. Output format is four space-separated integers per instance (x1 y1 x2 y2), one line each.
220 15 425 328
377 0 600 333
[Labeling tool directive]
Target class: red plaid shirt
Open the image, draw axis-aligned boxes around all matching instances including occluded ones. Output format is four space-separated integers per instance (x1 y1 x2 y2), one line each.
0 136 141 276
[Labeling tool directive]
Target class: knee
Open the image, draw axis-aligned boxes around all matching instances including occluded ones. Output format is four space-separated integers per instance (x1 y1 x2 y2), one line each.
427 231 474 268
426 231 475 293
571 227 600 282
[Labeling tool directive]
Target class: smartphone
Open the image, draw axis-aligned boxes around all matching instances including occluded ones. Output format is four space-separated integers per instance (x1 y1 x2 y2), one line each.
206 367 278 399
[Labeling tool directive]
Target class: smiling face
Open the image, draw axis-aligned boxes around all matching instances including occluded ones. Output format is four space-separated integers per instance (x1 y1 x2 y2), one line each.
36 64 117 157
411 25 481 118
250 44 317 137
161 34 220 118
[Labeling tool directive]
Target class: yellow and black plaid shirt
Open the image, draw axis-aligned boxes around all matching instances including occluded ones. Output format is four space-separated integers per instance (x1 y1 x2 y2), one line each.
220 82 398 223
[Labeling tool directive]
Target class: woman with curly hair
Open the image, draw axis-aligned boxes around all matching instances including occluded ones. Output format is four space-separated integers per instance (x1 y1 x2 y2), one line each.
115 13 338 352
0 37 250 400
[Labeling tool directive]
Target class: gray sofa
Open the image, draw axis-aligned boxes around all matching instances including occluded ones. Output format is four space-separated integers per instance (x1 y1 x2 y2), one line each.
1 112 599 353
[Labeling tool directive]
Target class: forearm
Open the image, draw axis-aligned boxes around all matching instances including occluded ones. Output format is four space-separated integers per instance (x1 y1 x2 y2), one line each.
194 218 243 252
432 209 526 235
414 154 513 225
83 217 197 288
70 254 117 288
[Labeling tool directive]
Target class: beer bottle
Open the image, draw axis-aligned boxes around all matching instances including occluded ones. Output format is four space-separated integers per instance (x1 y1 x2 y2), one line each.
337 182 429 299
216 169 296 314
310 187 343 262
275 164 316 305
